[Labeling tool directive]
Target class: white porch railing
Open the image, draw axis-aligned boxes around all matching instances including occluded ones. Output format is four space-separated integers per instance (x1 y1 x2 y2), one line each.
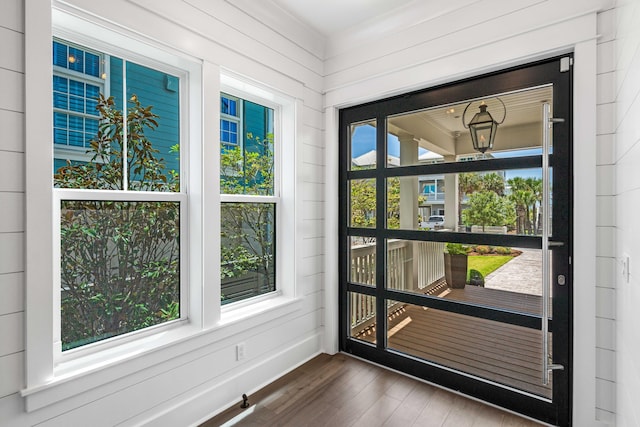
350 240 445 331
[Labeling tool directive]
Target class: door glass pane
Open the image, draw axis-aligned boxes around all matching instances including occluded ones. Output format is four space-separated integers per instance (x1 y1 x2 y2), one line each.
348 292 376 343
350 178 376 228
384 239 542 315
386 168 549 236
386 301 551 399
349 237 376 286
350 120 376 170
386 85 553 167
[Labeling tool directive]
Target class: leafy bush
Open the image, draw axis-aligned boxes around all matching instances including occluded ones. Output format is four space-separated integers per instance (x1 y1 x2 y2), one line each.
494 246 512 255
220 133 275 303
445 243 468 255
475 245 491 255
468 269 485 286
55 94 180 350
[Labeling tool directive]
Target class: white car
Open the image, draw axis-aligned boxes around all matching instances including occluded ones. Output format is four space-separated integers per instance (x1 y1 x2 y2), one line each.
421 215 445 229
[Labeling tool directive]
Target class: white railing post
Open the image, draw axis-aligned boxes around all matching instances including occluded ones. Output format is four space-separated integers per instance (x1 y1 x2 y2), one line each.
350 239 446 330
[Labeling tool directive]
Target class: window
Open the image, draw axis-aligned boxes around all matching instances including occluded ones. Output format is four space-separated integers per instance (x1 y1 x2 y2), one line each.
53 37 185 352
25 8 296 407
52 40 103 168
220 94 241 151
220 94 277 305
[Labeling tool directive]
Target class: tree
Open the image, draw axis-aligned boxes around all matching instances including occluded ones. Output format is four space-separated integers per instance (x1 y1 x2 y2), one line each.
461 190 515 232
508 176 542 234
349 175 416 232
220 133 275 303
458 172 482 225
481 172 505 196
55 94 180 350
349 176 376 229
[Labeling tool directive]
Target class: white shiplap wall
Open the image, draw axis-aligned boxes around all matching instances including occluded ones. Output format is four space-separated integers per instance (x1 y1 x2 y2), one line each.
0 0 327 425
595 6 618 425
0 0 26 414
1 0 630 425
614 0 640 426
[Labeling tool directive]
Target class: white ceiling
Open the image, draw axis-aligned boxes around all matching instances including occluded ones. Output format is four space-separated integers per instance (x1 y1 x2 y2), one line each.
271 0 417 36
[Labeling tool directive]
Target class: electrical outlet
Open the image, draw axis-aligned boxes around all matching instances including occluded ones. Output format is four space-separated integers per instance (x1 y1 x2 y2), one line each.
236 343 246 361
622 254 630 284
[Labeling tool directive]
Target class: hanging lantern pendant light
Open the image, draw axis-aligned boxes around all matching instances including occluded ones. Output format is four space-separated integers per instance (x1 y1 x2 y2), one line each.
462 98 506 154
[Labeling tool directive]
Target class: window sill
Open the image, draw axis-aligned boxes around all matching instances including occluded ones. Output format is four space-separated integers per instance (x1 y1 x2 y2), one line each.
21 294 302 412
220 292 297 325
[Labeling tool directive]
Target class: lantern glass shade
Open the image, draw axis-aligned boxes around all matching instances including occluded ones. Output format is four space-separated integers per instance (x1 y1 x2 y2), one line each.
468 104 498 153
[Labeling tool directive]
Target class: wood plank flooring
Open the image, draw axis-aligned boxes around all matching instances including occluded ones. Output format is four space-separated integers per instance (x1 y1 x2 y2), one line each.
200 353 544 427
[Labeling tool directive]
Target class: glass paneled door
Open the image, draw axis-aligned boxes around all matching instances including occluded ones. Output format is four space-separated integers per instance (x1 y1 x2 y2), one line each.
339 57 572 426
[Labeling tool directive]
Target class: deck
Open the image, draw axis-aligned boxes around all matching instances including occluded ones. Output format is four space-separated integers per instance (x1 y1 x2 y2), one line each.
445 285 543 315
356 286 551 399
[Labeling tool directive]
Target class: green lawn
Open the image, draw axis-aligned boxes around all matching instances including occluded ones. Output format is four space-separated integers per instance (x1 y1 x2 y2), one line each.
467 255 513 279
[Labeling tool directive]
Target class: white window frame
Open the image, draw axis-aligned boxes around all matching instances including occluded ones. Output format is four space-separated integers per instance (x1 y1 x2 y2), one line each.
220 93 242 150
218 71 297 318
24 7 205 402
23 2 298 412
52 39 107 163
51 36 194 366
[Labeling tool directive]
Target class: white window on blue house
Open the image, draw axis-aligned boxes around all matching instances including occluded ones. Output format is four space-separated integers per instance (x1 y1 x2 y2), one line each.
220 93 277 305
220 94 241 151
52 37 185 352
53 40 104 167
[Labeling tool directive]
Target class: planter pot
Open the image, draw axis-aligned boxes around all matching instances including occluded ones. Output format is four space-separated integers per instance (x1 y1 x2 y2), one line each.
444 253 468 289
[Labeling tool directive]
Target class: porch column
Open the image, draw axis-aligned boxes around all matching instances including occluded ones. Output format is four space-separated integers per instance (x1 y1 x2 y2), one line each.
399 134 418 228
443 155 459 231
398 134 418 290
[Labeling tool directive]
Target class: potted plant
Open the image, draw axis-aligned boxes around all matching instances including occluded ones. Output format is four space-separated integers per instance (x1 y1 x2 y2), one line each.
444 243 468 289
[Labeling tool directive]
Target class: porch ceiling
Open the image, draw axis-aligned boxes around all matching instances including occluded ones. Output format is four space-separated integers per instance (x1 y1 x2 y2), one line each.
388 85 553 158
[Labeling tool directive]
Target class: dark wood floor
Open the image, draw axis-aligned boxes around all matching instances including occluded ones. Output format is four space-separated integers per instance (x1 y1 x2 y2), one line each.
201 353 544 427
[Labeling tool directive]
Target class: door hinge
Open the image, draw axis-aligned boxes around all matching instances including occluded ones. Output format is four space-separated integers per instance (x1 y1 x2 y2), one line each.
560 57 573 72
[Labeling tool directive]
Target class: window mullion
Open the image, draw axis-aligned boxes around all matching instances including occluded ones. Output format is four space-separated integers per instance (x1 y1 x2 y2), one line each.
122 59 128 191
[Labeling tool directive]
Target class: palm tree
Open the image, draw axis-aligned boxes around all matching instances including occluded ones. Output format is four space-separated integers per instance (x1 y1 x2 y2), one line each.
525 177 543 234
508 177 542 234
482 172 505 196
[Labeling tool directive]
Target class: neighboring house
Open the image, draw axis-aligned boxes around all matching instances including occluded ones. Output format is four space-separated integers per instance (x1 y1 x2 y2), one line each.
52 38 180 175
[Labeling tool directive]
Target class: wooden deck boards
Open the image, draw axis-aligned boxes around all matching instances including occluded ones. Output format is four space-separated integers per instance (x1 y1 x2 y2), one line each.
387 305 551 398
444 286 542 315
358 287 551 398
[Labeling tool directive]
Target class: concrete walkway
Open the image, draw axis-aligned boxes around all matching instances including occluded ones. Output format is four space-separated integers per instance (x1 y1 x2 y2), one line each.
484 248 542 296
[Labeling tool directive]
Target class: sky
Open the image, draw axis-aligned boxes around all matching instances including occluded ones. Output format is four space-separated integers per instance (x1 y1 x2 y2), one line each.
351 124 543 180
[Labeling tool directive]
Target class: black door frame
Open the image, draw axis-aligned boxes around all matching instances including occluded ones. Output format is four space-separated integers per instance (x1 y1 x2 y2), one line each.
338 56 573 426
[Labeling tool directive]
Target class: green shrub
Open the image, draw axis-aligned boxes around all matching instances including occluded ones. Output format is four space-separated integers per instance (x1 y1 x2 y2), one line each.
475 245 490 255
468 269 485 286
446 243 468 255
494 246 512 255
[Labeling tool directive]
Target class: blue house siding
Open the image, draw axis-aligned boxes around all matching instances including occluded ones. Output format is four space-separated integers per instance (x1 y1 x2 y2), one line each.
243 100 269 154
111 61 180 174
53 40 180 181
109 56 124 111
